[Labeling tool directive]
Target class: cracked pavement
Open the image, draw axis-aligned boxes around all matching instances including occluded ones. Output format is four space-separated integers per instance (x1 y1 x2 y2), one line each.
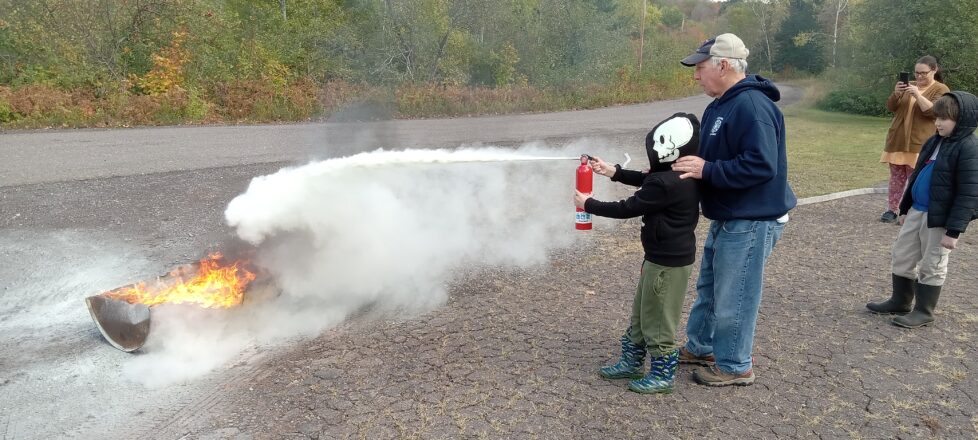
2 85 976 438
147 193 978 439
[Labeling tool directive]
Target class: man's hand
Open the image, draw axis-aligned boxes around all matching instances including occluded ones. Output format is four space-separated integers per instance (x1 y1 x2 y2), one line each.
898 215 906 226
672 156 705 180
574 190 591 209
588 156 615 177
941 234 958 250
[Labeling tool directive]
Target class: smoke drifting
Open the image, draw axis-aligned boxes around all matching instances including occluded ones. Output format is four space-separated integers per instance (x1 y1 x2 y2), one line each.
128 142 617 386
228 145 591 313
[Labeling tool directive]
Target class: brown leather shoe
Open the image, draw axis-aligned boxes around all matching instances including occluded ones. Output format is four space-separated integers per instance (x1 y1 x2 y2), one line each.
692 365 755 386
678 346 715 366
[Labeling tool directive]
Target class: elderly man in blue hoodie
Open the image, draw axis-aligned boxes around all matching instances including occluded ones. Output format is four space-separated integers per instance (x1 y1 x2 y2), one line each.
670 33 797 386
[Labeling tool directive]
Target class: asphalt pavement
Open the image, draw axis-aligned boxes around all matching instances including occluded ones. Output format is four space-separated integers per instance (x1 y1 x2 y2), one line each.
11 84 972 440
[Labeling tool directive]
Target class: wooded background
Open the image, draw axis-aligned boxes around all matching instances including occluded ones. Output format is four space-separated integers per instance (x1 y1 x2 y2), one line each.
1 0 976 127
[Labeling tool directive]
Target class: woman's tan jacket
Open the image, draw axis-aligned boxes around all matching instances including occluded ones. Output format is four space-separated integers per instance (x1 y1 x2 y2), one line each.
884 81 950 154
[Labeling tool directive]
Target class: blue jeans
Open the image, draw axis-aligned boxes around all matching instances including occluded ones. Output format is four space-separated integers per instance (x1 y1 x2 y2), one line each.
684 219 785 374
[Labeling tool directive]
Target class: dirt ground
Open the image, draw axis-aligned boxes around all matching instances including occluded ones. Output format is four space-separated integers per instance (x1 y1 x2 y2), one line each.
136 192 978 440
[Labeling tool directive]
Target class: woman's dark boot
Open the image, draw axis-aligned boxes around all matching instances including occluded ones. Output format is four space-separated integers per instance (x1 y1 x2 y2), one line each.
599 335 646 379
866 274 914 314
892 283 942 328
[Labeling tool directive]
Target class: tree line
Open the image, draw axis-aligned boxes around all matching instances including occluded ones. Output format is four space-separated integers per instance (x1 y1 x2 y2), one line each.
720 0 978 116
1 0 976 127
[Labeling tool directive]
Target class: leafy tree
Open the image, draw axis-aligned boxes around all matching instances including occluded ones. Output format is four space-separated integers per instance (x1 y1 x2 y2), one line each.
0 0 725 122
719 0 787 73
818 0 852 68
851 0 978 90
774 0 825 74
498 0 631 85
689 0 720 22
660 5 685 30
0 0 184 89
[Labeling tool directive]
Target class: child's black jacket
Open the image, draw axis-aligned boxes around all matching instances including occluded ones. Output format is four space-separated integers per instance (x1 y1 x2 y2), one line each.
899 91 978 237
586 169 700 267
584 113 702 267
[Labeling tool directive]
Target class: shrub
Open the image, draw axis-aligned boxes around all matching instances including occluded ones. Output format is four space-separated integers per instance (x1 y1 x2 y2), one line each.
319 81 377 114
184 87 211 122
119 94 161 126
4 84 71 116
154 88 191 124
0 99 17 123
0 87 18 123
816 89 889 117
211 77 319 122
132 30 190 96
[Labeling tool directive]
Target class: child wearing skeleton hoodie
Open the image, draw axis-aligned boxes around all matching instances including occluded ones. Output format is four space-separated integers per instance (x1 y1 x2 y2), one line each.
573 112 702 394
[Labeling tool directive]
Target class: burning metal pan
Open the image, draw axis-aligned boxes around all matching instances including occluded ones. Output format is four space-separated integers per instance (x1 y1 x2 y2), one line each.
85 295 151 352
86 253 256 352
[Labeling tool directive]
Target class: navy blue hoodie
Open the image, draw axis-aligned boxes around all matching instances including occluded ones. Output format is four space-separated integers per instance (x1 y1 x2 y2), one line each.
698 75 797 220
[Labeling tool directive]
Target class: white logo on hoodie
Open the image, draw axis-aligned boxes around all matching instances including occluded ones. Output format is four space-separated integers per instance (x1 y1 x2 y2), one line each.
710 117 723 136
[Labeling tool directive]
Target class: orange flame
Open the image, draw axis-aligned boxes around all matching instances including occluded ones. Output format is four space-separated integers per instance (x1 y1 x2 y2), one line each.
104 252 256 308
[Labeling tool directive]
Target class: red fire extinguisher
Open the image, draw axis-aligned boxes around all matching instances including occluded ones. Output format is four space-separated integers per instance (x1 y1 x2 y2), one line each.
576 155 593 230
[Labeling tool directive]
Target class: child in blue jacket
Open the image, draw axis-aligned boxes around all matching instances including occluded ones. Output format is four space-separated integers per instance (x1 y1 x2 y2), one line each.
867 91 978 327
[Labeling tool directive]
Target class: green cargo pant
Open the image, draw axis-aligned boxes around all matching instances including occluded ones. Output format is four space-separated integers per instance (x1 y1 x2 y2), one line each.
626 260 693 356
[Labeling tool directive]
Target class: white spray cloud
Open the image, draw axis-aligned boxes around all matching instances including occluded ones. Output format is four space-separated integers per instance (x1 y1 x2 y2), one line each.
127 141 622 386
227 145 594 309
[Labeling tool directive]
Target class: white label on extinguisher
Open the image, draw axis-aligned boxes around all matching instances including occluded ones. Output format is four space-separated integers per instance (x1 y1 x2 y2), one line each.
576 211 592 223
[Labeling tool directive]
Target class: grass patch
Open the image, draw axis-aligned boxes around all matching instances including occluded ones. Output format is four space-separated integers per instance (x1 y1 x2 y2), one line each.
784 105 891 198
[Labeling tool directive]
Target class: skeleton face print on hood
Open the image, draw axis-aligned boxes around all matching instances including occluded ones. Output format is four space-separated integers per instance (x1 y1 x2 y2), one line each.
645 112 700 172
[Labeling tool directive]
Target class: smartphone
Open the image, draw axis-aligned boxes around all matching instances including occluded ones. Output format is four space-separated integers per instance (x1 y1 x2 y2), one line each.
899 71 910 84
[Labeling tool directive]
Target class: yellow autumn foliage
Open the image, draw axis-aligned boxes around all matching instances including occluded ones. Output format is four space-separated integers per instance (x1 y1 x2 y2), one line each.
132 30 189 96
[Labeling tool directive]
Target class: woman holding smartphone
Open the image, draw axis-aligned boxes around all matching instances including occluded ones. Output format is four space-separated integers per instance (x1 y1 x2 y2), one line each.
879 55 949 223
